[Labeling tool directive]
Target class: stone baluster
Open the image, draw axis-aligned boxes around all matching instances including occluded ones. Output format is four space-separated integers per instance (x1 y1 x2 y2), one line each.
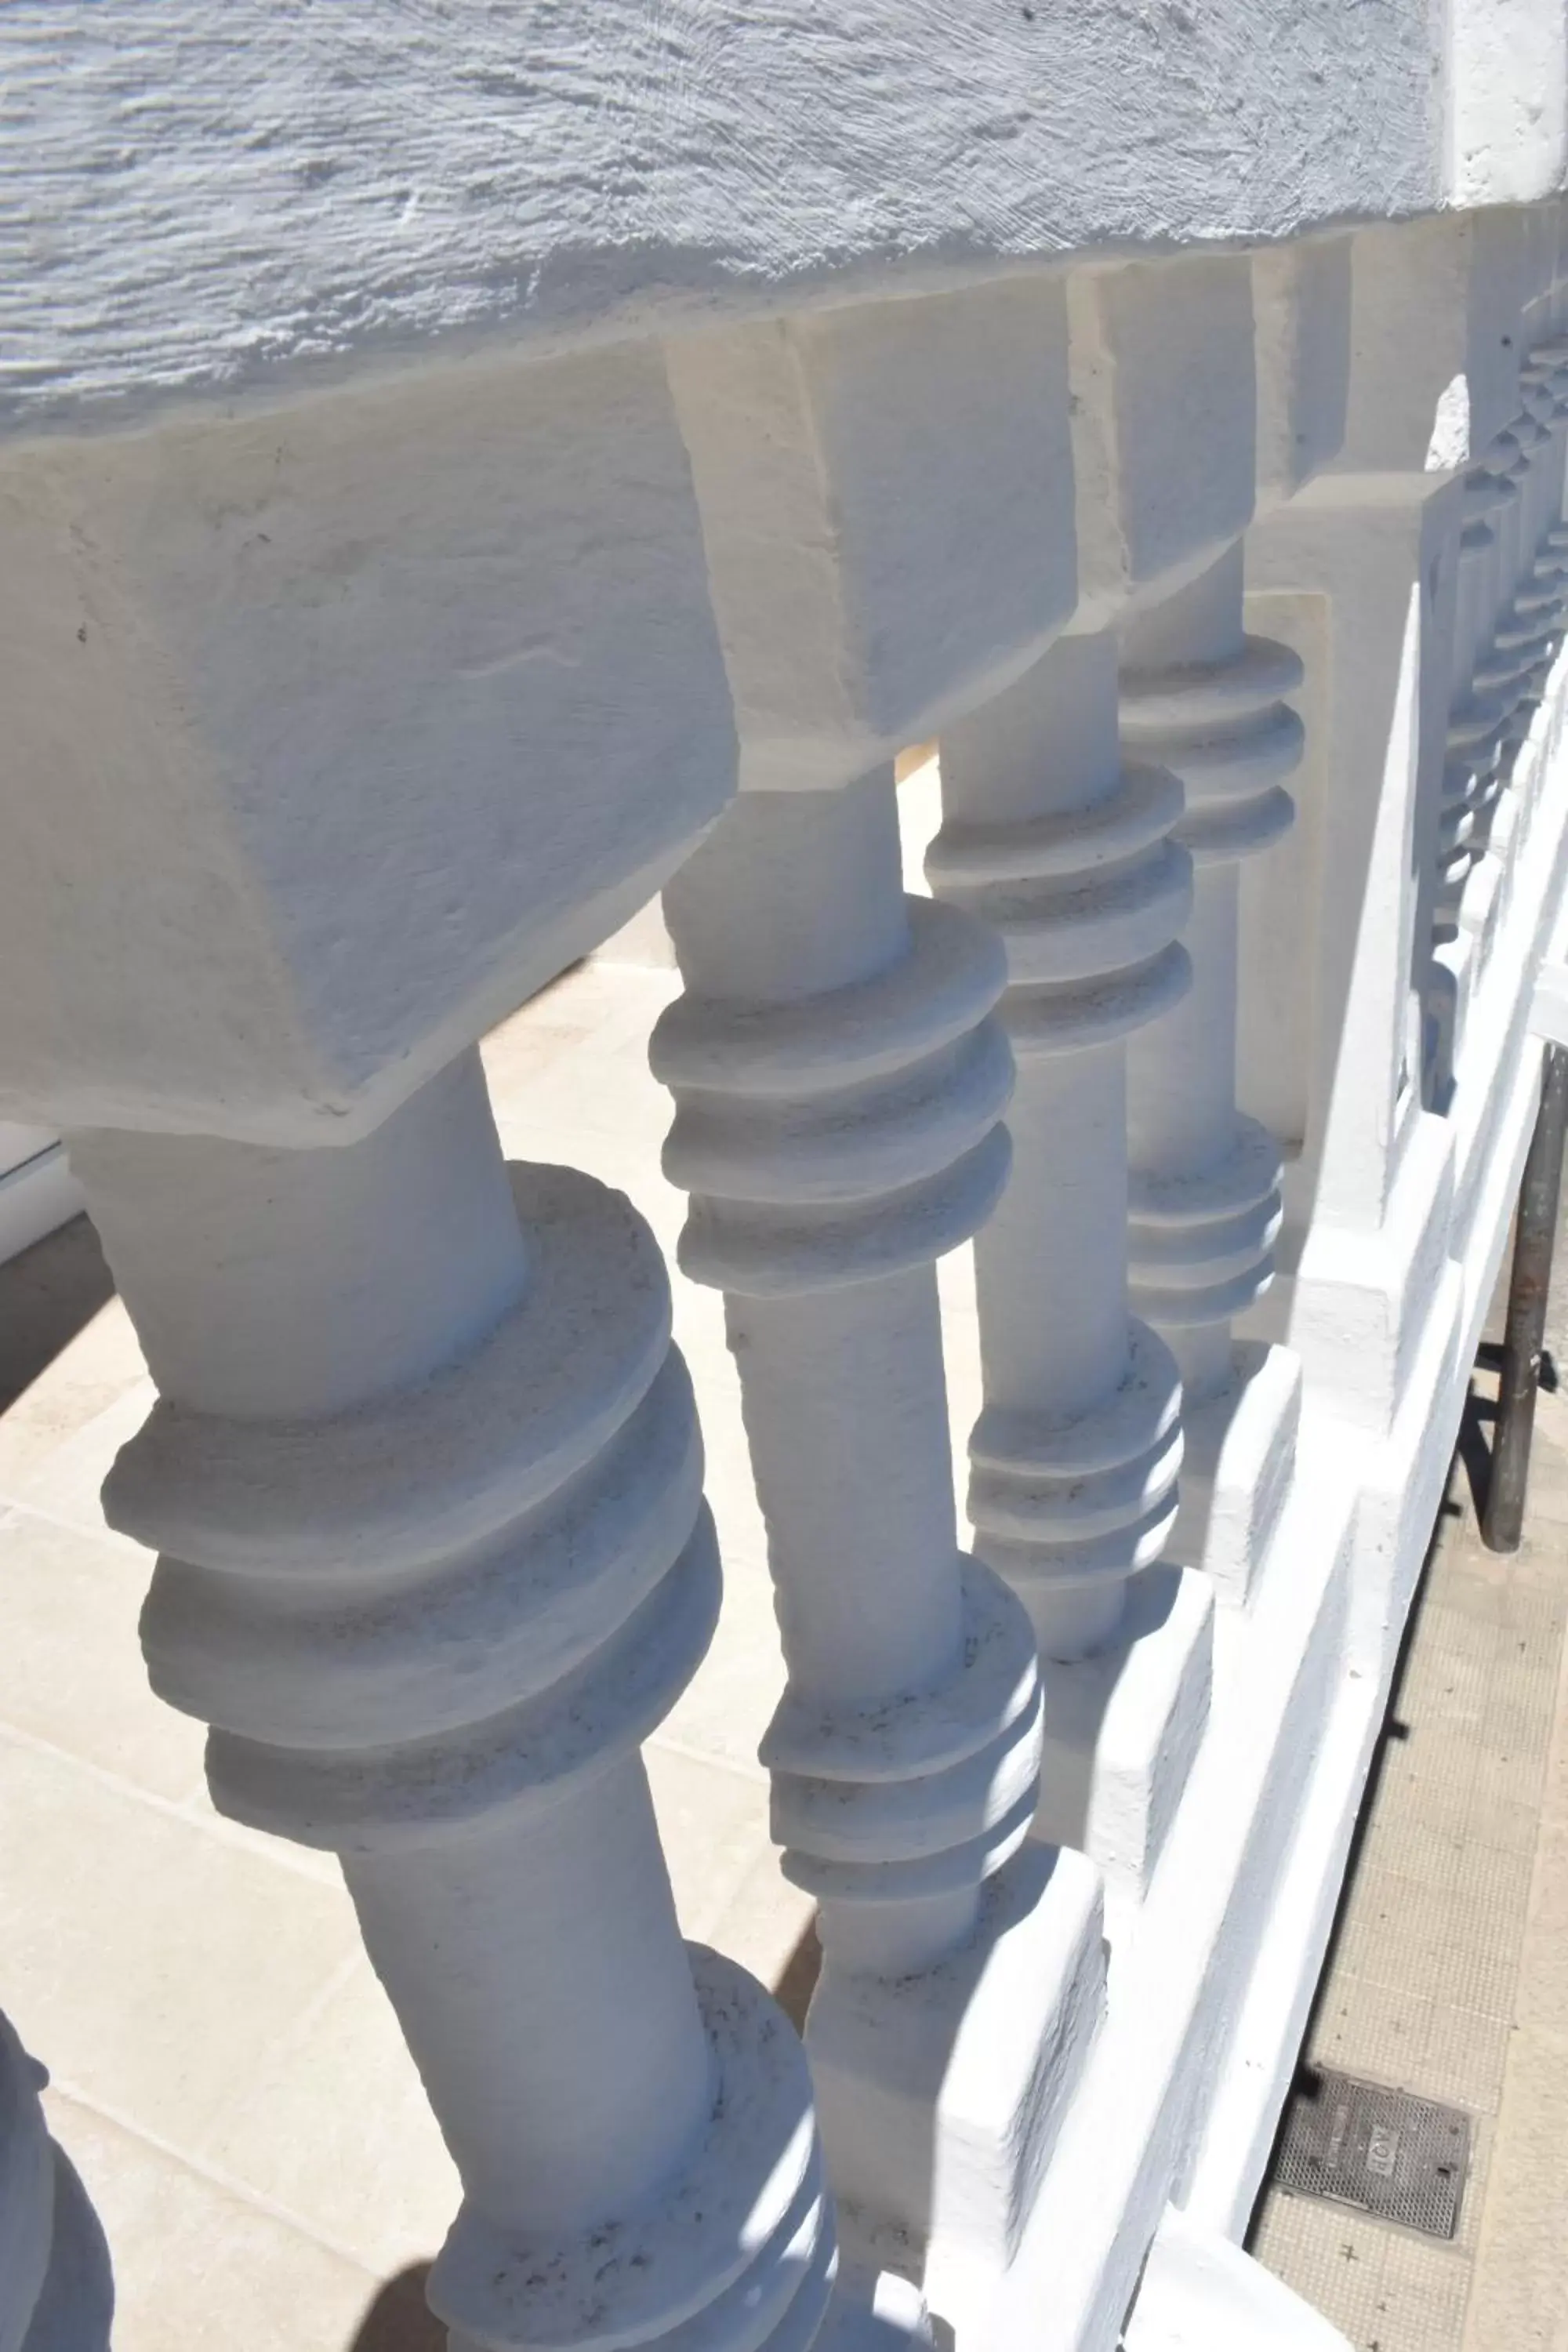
1479 420 1554 730
1467 222 1568 957
71 1049 836 2352
1517 302 1568 633
1472 222 1561 724
929 633 1188 1667
1484 351 1568 870
0 2010 113 2352
0 328 848 2352
1436 456 1517 928
659 284 1107 2329
1512 213 1567 577
1120 546 1305 1536
654 777 1102 2321
1515 214 1568 712
1523 332 1568 726
1522 337 1568 557
1488 422 1535 627
656 775 1027 1964
915 249 1336 1900
1495 277 1568 852
1448 241 1568 974
1046 244 1334 1610
926 633 1214 1888
1418 221 1567 1094
1534 205 1568 523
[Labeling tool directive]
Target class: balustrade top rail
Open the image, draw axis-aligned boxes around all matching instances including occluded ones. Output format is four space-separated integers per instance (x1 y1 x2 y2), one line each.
0 0 1555 429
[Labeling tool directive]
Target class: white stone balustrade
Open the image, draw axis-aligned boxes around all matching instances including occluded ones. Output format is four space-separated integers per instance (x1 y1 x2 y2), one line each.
7 16 1568 2352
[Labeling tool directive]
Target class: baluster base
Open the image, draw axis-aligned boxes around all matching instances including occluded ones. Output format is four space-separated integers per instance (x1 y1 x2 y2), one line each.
432 1947 835 2352
816 2266 934 2352
806 1846 1104 2341
1167 1341 1303 1608
1033 1563 1214 1911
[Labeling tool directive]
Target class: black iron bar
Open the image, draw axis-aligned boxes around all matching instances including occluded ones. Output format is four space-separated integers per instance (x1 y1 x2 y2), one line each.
1483 1043 1568 1552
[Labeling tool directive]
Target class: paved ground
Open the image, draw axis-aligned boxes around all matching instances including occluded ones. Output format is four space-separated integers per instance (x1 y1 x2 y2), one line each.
1253 1204 1568 2352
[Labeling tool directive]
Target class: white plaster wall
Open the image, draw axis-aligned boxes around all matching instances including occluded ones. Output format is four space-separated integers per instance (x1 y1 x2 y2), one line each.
2 1 1447 431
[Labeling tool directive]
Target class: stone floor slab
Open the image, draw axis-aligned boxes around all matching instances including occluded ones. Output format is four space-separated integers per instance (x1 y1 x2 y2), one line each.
44 2092 385 2352
1254 1251 1568 2352
0 1504 205 1804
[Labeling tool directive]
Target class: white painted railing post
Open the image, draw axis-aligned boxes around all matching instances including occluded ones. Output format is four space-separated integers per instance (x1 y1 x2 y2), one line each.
71 1048 837 2352
659 289 1106 2331
0 2010 113 2351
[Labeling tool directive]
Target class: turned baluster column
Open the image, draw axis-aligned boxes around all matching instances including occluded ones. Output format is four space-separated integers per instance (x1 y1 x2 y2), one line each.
1483 408 1558 721
928 632 1188 1664
1450 379 1568 958
1120 546 1303 1425
70 1049 835 2352
1481 423 1531 645
1494 350 1568 826
1523 336 1568 554
0 2010 113 2352
1517 337 1568 643
1436 460 1516 930
654 774 1102 2312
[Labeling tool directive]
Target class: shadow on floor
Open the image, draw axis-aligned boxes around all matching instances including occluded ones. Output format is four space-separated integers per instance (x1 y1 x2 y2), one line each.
348 2265 444 2352
1455 1372 1497 1526
0 1213 114 1413
774 1915 822 2034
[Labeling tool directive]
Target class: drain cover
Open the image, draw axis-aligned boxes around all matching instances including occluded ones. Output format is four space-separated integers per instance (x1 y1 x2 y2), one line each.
1273 2068 1470 2238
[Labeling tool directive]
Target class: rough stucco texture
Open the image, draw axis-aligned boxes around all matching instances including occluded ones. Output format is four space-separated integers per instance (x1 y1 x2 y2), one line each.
2 2 1439 427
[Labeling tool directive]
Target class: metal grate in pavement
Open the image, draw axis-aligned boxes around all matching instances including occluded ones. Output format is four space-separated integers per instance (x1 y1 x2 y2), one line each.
1274 2067 1472 2240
